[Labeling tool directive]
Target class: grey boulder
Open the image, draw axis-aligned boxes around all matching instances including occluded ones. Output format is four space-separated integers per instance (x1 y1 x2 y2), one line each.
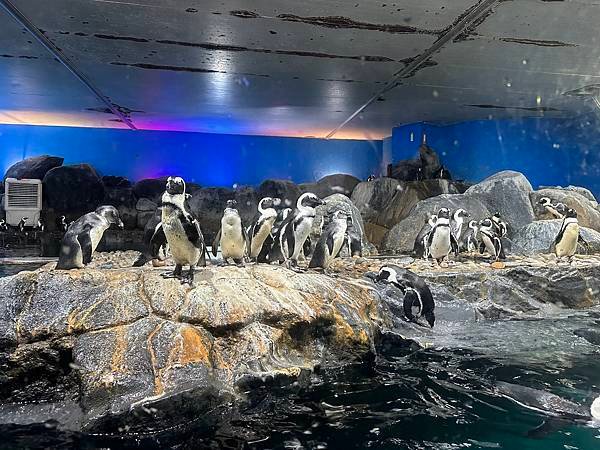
4 155 63 181
530 188 600 232
511 219 600 255
43 164 104 213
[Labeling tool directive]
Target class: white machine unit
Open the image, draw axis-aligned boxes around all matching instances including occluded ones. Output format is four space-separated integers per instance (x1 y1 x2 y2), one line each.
4 178 42 227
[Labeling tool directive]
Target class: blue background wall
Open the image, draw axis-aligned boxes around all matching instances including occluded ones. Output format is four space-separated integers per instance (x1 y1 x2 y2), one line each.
0 124 384 186
392 116 600 197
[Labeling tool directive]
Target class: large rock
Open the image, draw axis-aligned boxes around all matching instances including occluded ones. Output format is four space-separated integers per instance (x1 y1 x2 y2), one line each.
387 144 447 181
132 177 169 201
4 155 63 181
530 188 600 232
351 178 401 224
314 174 360 198
382 194 491 254
101 175 131 188
512 220 600 255
256 179 301 209
0 265 386 433
311 194 375 256
43 164 104 212
466 171 535 233
103 187 137 230
539 185 597 204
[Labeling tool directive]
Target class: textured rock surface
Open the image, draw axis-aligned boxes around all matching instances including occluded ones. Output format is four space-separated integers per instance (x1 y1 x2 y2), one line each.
314 174 361 198
512 220 600 255
132 177 169 202
0 265 384 432
531 188 600 232
42 164 105 212
4 155 64 181
256 179 301 208
538 185 597 204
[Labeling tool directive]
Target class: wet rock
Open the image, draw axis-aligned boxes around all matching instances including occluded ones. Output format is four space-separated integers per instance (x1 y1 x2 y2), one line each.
382 195 491 254
4 155 63 181
256 179 301 209
531 188 600 232
511 220 600 255
101 175 131 188
466 171 535 233
0 265 387 433
43 164 104 213
132 177 169 201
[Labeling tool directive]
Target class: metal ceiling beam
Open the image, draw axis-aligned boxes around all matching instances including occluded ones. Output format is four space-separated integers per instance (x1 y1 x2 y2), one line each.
326 0 500 139
0 0 137 130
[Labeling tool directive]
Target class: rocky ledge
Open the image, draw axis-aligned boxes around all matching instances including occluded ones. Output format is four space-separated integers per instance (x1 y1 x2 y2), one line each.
0 263 386 434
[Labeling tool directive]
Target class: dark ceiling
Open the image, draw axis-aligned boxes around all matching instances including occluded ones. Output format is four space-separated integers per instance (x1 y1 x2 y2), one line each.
0 0 599 139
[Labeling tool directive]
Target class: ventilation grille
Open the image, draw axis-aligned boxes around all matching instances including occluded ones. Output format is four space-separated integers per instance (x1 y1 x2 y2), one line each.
5 180 42 208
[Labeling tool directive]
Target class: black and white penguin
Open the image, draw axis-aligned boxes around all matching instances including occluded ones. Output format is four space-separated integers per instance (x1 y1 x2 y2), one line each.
375 264 435 327
309 210 347 270
539 197 568 219
56 215 68 232
18 217 28 233
413 214 437 259
160 176 208 283
212 199 248 265
343 215 362 257
57 206 124 269
247 197 279 262
451 208 469 242
459 220 479 253
551 208 587 261
260 207 292 263
490 212 508 237
277 192 325 267
35 218 44 232
426 208 459 265
478 218 505 261
0 219 8 232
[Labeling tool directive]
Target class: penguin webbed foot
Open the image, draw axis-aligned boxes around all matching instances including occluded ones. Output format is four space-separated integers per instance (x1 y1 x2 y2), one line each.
234 258 245 267
181 266 195 286
162 265 183 279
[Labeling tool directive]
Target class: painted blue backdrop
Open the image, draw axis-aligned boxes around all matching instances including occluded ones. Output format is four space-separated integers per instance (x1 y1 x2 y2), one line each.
0 124 384 186
392 116 600 198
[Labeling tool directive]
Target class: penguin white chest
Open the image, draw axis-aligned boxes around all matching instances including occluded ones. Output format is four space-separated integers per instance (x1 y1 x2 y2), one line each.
162 211 200 266
90 222 110 253
556 223 579 257
429 227 450 259
291 216 314 259
220 216 245 259
250 216 276 257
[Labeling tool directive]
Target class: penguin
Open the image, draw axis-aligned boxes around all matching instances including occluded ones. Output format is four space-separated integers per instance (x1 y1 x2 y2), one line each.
56 206 124 270
212 199 248 265
18 217 28 233
35 218 44 232
56 215 68 232
0 219 8 232
539 197 568 219
160 176 208 283
490 212 508 237
367 174 376 182
551 208 588 262
413 214 437 259
260 207 292 263
309 210 347 271
478 218 505 261
375 264 435 327
459 220 480 253
277 192 325 267
247 197 279 262
343 215 362 257
451 208 469 242
426 208 459 265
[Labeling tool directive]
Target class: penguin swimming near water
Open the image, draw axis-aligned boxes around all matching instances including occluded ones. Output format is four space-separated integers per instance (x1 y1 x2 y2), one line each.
276 192 325 268
478 218 505 261
160 176 208 284
539 197 568 219
413 214 437 259
309 210 347 271
247 197 279 262
57 206 124 269
213 199 248 265
426 208 459 266
451 208 469 242
551 207 588 262
375 264 435 327
459 220 480 253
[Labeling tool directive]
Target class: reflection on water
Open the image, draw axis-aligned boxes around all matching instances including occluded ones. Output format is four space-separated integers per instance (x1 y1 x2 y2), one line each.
0 270 599 450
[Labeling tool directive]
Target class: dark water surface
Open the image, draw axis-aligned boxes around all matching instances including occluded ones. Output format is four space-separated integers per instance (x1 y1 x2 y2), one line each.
1 265 599 449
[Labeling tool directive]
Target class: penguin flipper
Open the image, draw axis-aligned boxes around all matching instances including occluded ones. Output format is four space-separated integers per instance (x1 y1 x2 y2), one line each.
149 223 166 259
450 233 459 256
402 290 419 323
77 230 93 265
242 222 251 257
283 220 296 259
326 232 335 256
554 218 566 246
212 229 221 257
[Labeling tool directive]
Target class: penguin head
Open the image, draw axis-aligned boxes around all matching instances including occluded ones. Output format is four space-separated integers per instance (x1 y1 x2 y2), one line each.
165 176 186 195
298 192 324 208
96 206 124 229
226 199 238 209
480 218 493 229
539 197 551 207
437 208 450 219
492 212 501 222
468 220 478 229
565 208 578 218
454 208 469 219
376 265 400 286
259 197 276 209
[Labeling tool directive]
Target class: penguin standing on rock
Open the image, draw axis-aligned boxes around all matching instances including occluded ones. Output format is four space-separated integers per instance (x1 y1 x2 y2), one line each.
551 208 588 262
309 210 347 271
413 214 437 259
213 199 248 265
539 197 568 219
426 208 458 266
460 220 480 253
0 219 8 232
160 176 208 284
343 215 362 257
490 212 508 238
478 218 505 261
451 208 469 242
375 264 435 328
276 192 325 268
57 206 124 269
247 197 279 262
18 217 28 234
56 215 68 232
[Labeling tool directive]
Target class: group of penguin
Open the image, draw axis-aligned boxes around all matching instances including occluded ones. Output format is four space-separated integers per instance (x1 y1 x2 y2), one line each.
414 207 508 265
0 216 48 246
58 176 362 283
